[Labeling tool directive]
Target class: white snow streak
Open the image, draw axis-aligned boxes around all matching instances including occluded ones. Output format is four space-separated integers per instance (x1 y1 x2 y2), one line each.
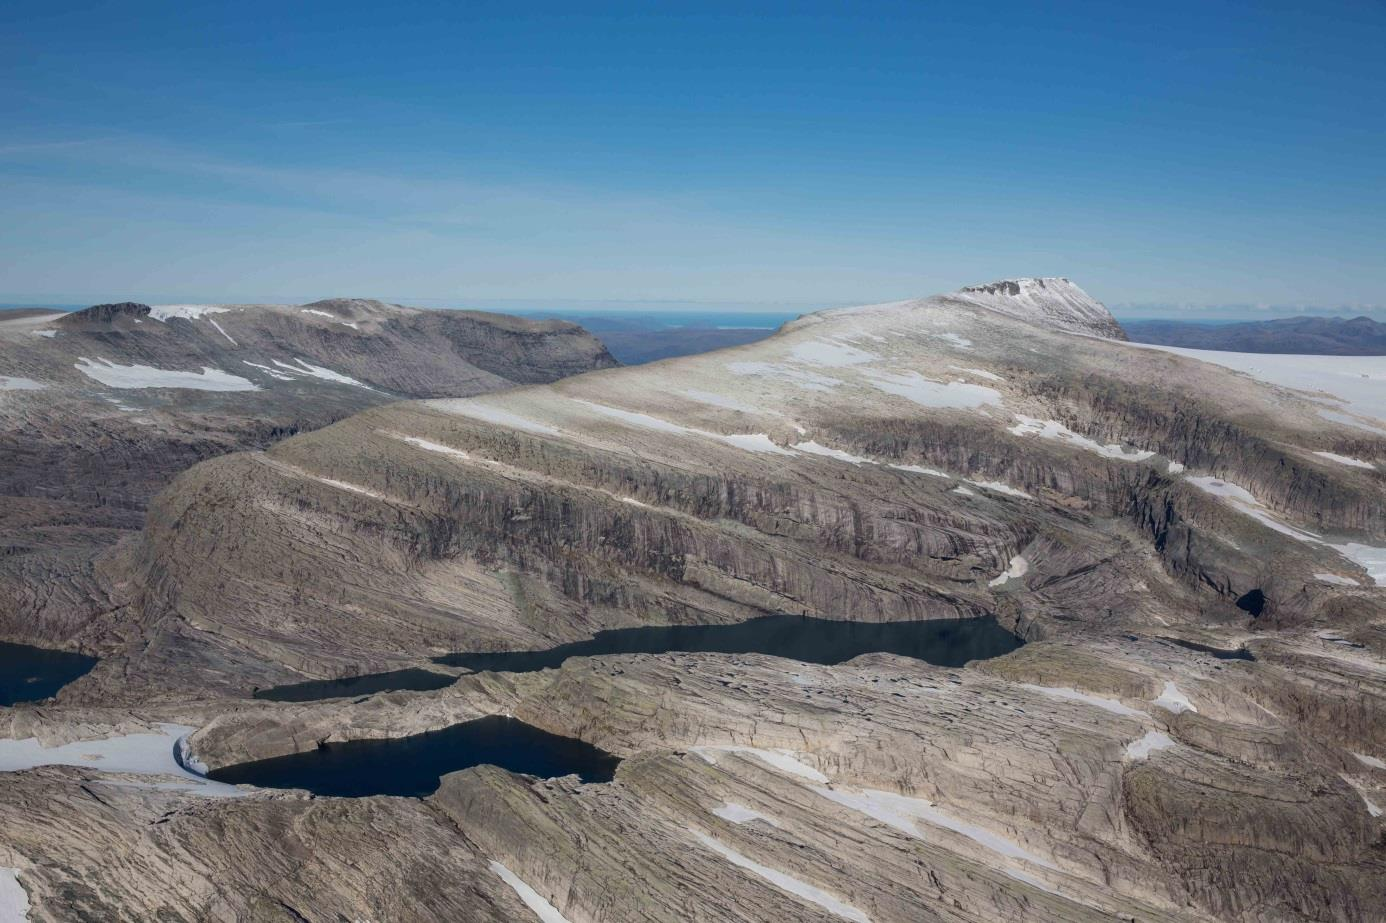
792 441 870 464
207 318 237 345
270 359 373 389
788 340 878 367
1007 415 1154 461
691 747 829 783
1355 752 1386 771
488 861 573 923
690 830 870 922
431 401 561 435
0 376 44 391
814 786 1060 895
1315 573 1360 586
1019 684 1146 718
712 802 780 826
1314 451 1374 469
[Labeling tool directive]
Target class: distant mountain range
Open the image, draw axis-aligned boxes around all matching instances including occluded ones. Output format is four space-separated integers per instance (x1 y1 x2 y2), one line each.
1124 315 1386 355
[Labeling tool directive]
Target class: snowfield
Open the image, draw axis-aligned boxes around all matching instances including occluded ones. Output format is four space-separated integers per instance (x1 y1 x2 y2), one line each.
0 724 243 797
0 867 27 922
1130 344 1386 425
74 357 258 391
863 369 1001 409
148 304 229 322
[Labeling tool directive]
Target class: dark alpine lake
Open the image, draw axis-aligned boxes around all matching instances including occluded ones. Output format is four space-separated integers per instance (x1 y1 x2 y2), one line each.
436 613 1023 673
205 716 621 797
0 641 98 706
253 668 457 702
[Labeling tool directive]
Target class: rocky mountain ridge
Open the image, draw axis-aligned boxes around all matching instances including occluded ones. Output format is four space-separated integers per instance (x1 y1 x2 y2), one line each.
0 299 616 647
3 279 1385 922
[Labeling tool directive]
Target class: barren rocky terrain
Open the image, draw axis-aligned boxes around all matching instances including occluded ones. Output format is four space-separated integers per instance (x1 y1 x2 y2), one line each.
3 279 1385 922
0 298 615 648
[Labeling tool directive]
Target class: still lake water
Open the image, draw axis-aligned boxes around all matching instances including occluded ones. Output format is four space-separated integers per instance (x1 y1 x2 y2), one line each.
436 613 1023 673
0 641 98 706
206 716 621 796
253 668 458 702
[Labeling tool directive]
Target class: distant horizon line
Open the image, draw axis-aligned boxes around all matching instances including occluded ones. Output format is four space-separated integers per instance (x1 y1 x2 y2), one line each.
2 295 1383 322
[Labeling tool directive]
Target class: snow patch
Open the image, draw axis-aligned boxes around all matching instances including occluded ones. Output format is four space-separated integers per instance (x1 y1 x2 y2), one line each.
691 746 829 783
399 436 470 460
301 309 336 319
890 463 951 478
1316 573 1360 587
788 340 878 367
928 332 974 350
0 867 27 922
1315 451 1374 469
814 786 1060 895
1189 476 1386 584
0 376 44 391
792 441 870 465
489 861 573 923
75 357 257 391
577 401 792 454
680 389 766 414
1153 681 1197 714
712 802 780 826
952 366 1004 381
32 329 57 338
1355 752 1386 771
863 369 1001 409
690 830 870 922
0 724 244 797
242 360 297 381
1019 684 1146 718
727 361 841 392
431 401 561 435
988 555 1029 587
148 304 228 322
1008 415 1154 461
1167 461 1186 474
966 479 1031 498
1125 731 1175 761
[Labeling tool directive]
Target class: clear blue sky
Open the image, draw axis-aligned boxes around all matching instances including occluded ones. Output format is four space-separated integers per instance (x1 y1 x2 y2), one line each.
2 1 1383 315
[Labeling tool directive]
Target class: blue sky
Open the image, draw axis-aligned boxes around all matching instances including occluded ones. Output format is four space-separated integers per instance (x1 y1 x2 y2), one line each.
2 1 1383 315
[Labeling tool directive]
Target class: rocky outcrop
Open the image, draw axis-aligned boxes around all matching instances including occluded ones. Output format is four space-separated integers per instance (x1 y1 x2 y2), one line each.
955 277 1128 339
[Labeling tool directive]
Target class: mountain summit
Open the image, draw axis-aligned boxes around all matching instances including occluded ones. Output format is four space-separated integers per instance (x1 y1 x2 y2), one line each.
955 277 1126 340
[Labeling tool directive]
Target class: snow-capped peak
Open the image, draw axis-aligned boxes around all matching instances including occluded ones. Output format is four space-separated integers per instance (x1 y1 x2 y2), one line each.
954 278 1126 340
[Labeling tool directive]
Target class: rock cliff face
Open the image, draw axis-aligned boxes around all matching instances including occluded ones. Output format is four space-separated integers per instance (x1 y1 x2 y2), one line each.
0 300 615 647
4 280 1386 922
954 277 1129 339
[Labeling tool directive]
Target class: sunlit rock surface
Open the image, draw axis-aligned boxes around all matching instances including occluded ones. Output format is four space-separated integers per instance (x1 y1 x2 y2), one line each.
4 279 1386 921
